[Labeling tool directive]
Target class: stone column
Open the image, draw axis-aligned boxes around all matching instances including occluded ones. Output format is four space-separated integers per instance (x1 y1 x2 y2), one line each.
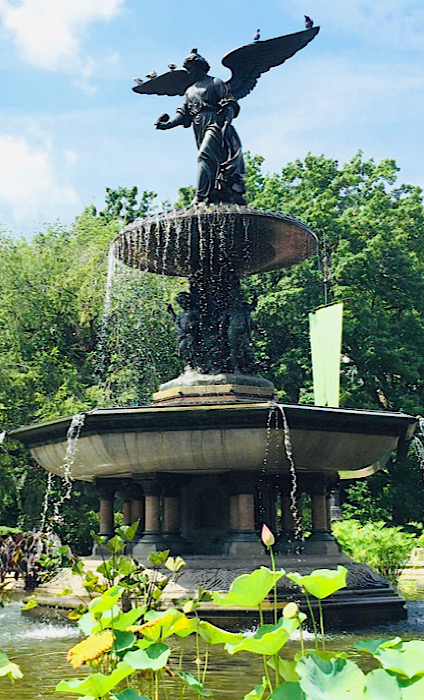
97 480 116 537
132 475 163 556
130 485 145 536
161 475 186 553
121 482 134 527
224 472 260 556
278 476 302 554
303 474 340 555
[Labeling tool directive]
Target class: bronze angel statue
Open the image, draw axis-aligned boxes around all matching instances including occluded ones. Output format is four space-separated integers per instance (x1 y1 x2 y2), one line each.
133 27 319 205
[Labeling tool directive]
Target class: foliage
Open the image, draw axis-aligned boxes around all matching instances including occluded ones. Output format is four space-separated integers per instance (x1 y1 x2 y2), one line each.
51 529 424 700
333 519 416 583
95 187 157 225
0 530 74 590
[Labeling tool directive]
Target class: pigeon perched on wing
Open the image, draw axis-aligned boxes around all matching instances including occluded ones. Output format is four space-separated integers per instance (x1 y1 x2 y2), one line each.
168 63 177 71
304 15 313 29
253 29 260 42
133 77 144 86
146 70 158 79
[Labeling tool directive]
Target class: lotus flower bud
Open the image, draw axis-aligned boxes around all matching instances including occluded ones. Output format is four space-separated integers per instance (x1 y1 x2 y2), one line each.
261 523 275 547
283 602 299 619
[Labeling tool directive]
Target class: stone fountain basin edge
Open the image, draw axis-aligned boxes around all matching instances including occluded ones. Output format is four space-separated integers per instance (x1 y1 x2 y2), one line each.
10 403 417 482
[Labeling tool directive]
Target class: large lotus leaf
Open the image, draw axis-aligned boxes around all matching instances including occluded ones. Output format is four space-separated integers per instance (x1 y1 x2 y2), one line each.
286 567 348 600
137 608 191 641
212 567 285 608
89 586 125 614
56 661 133 696
197 620 243 646
400 676 424 699
225 618 298 656
113 691 151 700
363 669 401 699
177 671 211 696
112 630 136 653
0 651 23 681
375 641 424 679
268 682 306 699
79 607 144 636
297 653 365 699
123 642 170 671
268 657 299 682
242 679 267 699
355 639 398 655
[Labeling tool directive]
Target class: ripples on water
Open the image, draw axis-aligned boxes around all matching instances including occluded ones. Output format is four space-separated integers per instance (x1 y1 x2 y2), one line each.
0 600 424 699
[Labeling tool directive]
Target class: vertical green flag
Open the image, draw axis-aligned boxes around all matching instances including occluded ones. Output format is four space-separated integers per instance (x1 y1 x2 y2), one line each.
309 302 344 407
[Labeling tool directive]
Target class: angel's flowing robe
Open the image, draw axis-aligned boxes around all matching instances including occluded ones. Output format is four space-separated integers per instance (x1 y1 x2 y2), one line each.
177 76 245 202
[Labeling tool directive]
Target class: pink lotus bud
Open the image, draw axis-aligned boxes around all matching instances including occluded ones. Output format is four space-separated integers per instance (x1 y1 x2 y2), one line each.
261 523 275 547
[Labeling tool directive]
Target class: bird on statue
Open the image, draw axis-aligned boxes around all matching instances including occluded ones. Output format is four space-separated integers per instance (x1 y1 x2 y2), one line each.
168 63 177 71
146 69 158 79
253 29 260 41
304 15 314 29
133 77 144 86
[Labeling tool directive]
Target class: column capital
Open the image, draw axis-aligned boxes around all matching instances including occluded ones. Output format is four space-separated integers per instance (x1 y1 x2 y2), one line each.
161 474 188 497
135 474 161 496
96 478 120 500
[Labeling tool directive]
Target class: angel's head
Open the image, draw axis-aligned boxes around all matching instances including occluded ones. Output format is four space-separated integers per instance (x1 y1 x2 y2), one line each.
183 49 210 77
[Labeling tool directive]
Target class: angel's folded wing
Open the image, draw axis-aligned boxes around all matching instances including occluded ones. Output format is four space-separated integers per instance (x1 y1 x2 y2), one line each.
223 27 319 100
132 69 194 97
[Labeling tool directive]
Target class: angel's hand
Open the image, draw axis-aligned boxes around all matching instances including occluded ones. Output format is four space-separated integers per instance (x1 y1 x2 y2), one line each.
155 113 170 129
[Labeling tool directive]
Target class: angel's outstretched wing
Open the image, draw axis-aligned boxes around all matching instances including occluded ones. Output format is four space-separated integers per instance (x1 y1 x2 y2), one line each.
132 69 194 97
222 27 319 100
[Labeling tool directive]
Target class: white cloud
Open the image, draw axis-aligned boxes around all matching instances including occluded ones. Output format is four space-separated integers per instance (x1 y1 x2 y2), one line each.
0 134 78 223
0 0 123 72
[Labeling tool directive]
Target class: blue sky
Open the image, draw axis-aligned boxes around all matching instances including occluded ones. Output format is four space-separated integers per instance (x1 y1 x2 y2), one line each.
1 0 424 235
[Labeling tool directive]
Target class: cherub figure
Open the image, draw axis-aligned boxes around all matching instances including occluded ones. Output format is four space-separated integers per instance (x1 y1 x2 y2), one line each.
167 292 200 369
221 296 258 374
133 27 319 204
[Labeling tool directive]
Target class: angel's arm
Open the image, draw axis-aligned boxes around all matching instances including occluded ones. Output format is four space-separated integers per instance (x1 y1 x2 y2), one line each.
156 99 192 130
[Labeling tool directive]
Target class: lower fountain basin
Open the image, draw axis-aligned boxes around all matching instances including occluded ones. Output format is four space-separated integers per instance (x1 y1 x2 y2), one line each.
114 205 318 276
10 403 417 482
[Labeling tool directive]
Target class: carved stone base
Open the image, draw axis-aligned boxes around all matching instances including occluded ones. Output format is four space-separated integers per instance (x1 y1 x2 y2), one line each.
154 370 274 405
168 553 407 628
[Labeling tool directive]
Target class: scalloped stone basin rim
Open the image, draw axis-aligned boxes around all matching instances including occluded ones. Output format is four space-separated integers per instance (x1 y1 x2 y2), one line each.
10 403 417 482
114 206 318 276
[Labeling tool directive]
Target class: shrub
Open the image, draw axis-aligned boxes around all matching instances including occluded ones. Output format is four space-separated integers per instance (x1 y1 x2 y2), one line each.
333 518 416 583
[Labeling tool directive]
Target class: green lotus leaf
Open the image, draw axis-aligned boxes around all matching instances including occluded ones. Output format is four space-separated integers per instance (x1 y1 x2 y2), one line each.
79 606 144 635
269 682 306 699
375 641 424 679
114 690 151 700
355 639 391 655
89 586 124 614
212 567 285 608
400 676 424 699
268 657 299 682
56 661 132 696
197 620 243 646
123 642 170 671
0 651 23 681
138 608 192 641
112 630 136 652
286 566 348 599
297 653 365 699
225 618 298 656
242 678 267 699
363 669 401 699
177 671 211 696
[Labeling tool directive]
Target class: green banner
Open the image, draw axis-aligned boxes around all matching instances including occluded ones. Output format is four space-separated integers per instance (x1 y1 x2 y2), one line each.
309 302 344 407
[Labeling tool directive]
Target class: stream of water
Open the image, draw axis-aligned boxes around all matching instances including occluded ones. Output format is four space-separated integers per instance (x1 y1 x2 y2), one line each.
1 596 424 700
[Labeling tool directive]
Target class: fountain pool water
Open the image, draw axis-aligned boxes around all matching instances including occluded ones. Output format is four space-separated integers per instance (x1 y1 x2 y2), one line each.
2 595 424 699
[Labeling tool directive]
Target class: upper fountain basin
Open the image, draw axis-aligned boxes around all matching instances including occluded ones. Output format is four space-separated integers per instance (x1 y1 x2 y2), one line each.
10 403 416 482
114 205 318 276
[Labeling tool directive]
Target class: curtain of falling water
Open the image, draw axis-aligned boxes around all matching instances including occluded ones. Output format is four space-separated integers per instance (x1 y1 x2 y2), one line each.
412 417 424 476
40 413 86 531
277 404 304 546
